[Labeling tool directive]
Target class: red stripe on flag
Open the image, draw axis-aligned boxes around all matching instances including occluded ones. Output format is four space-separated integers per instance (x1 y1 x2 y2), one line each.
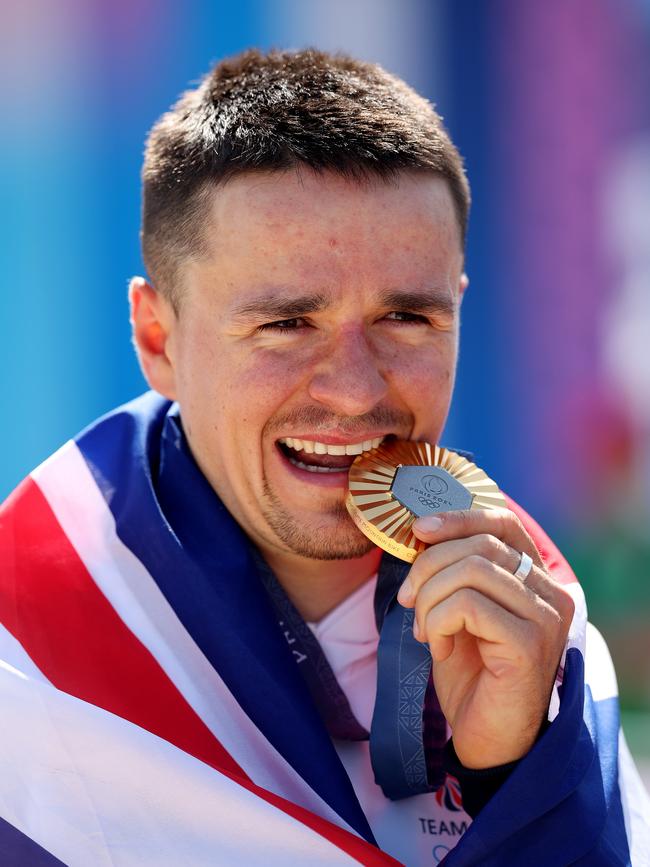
0 477 400 866
0 476 245 777
504 494 578 585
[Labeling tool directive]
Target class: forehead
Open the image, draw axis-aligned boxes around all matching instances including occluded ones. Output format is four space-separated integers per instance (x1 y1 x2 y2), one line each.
186 168 463 304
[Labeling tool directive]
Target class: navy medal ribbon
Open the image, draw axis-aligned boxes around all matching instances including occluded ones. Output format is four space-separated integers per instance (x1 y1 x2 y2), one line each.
255 548 448 799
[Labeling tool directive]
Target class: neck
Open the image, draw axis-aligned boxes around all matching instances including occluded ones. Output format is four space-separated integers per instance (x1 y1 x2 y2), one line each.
259 544 382 622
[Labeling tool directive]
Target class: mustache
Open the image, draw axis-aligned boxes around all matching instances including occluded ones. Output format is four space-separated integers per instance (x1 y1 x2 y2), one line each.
266 405 412 436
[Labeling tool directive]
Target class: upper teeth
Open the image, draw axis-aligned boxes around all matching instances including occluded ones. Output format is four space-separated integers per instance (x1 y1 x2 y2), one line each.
279 436 384 455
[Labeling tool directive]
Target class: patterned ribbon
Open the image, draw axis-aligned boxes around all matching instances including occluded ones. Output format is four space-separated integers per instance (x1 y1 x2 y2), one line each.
371 555 448 798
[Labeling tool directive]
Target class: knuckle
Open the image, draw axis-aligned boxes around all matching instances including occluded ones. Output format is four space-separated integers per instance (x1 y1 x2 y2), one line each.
495 506 514 523
464 552 490 572
506 509 524 531
504 508 527 538
474 533 499 557
536 604 568 648
556 586 576 622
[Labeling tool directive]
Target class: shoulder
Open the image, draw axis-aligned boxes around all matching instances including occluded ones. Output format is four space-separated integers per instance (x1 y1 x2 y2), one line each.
0 390 172 584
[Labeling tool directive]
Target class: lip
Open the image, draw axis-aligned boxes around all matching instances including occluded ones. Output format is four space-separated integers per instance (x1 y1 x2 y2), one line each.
276 431 394 446
273 441 353 488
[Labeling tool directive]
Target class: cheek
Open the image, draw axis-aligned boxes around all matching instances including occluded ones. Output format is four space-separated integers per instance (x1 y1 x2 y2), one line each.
238 348 307 401
241 352 297 390
207 348 310 444
381 337 457 392
382 340 457 437
398 361 454 409
170 321 236 442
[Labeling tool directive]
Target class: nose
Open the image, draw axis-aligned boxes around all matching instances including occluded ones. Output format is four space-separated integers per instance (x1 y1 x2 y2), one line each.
307 327 389 416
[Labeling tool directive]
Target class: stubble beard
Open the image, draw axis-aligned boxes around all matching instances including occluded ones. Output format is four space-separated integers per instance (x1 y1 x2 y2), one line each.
261 479 374 560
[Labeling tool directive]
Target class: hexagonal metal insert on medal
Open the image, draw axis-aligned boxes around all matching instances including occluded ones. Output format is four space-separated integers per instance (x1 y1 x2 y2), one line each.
390 465 473 517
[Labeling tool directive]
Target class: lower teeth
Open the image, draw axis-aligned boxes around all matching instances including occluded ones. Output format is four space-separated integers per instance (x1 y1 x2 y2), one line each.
287 455 346 474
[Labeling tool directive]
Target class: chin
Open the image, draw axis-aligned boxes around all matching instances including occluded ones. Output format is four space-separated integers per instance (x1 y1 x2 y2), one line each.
281 530 374 561
262 496 374 560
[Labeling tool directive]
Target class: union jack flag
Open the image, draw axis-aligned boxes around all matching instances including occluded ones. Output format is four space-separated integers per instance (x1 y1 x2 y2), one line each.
0 393 647 865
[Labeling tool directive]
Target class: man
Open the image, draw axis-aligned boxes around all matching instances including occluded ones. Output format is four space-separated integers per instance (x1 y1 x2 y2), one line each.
0 49 648 866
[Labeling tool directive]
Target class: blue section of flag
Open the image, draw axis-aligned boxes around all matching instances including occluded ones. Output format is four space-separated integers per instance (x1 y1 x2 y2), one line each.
0 816 65 866
75 392 376 845
445 648 631 866
573 686 630 865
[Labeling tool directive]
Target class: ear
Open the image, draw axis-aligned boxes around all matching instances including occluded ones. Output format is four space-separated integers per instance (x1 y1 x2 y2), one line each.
458 272 469 302
129 277 178 400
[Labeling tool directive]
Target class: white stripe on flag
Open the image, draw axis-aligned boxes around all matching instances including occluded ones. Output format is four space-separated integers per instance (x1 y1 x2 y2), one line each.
32 441 352 833
584 622 618 703
0 620 49 683
0 661 360 866
618 731 650 866
549 581 588 721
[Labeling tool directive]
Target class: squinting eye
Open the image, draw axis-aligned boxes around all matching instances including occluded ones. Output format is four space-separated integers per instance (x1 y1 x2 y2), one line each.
257 317 307 332
384 311 429 324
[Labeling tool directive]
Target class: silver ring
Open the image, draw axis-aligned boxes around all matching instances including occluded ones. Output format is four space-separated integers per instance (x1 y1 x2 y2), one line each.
513 551 533 582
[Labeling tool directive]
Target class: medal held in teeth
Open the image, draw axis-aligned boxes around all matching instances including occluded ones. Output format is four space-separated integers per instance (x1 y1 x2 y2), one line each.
346 440 506 563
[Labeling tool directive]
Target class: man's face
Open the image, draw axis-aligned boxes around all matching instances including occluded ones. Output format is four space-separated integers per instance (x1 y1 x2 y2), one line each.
163 168 466 561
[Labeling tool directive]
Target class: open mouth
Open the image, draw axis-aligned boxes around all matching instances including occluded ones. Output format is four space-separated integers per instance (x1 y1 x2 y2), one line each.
277 436 386 474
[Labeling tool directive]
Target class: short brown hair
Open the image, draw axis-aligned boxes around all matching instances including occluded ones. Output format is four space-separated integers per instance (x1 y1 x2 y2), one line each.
142 48 470 309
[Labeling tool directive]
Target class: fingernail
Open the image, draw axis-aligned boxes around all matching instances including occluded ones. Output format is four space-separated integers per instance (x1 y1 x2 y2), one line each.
413 618 423 642
397 579 413 606
414 515 443 533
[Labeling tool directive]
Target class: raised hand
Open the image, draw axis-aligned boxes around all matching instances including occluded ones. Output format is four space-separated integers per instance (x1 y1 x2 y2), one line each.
397 508 575 769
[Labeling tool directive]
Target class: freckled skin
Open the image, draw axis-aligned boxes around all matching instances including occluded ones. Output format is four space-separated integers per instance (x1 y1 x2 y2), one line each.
151 168 467 616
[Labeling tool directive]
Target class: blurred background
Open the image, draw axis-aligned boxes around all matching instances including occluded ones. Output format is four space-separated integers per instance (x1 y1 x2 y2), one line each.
1 0 648 783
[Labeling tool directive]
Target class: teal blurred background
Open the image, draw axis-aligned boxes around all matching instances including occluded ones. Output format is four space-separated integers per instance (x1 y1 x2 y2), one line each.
1 0 648 777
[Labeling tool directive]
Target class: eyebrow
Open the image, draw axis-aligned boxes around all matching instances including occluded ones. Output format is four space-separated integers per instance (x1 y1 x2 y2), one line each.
378 288 457 318
229 292 330 323
229 287 456 323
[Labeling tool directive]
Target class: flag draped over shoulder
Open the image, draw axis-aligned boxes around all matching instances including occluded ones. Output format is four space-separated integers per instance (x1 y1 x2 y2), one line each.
0 392 647 866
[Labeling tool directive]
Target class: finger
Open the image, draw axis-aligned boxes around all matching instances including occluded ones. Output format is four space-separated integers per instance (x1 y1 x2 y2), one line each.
398 533 521 606
412 508 545 569
420 587 534 664
412 556 561 637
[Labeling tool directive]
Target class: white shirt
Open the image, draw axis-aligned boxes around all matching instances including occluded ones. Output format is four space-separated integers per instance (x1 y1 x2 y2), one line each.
308 576 471 867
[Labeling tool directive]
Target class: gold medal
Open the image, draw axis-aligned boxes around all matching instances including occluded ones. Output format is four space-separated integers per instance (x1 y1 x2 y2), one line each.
346 441 506 563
